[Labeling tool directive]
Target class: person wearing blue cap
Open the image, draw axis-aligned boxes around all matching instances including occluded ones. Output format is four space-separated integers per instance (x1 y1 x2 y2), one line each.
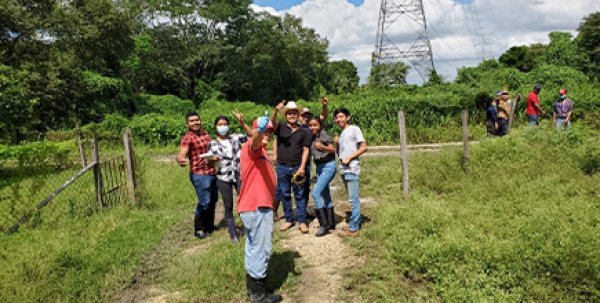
553 89 573 133
526 85 546 126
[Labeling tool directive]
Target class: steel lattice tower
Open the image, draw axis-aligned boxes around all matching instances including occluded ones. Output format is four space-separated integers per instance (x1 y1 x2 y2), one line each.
374 0 435 82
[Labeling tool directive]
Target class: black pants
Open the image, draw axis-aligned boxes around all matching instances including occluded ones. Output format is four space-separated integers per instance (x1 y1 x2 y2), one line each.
486 120 496 137
217 179 241 220
497 118 508 137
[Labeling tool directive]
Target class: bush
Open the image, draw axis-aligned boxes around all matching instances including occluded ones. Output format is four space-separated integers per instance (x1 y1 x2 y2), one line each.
134 94 195 116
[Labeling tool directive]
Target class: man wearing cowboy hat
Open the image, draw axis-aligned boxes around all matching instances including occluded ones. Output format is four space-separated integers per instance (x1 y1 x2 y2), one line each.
270 101 311 233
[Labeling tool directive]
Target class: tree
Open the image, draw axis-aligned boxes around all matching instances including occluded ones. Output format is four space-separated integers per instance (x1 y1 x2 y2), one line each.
499 46 530 71
577 11 600 81
424 69 444 86
367 59 410 88
535 32 588 71
324 60 360 94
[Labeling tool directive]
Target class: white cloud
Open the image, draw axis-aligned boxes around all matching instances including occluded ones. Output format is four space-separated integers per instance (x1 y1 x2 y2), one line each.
252 0 600 85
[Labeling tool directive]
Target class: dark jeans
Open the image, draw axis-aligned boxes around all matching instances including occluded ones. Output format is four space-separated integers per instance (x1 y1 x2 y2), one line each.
486 120 496 137
217 178 241 220
497 118 508 137
276 163 307 224
189 174 218 231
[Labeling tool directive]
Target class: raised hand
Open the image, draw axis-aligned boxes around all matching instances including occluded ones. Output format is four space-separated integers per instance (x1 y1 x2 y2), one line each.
319 96 328 106
232 109 244 123
275 100 285 111
257 111 270 133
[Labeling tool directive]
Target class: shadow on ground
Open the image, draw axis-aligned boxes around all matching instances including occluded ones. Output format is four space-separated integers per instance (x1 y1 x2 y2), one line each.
266 250 301 292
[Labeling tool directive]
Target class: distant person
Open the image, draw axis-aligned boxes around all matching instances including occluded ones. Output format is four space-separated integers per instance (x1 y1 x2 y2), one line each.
208 110 252 243
526 85 546 125
238 113 283 303
177 112 218 239
486 97 498 137
308 116 337 237
553 89 574 133
496 91 511 137
271 101 311 233
333 108 368 238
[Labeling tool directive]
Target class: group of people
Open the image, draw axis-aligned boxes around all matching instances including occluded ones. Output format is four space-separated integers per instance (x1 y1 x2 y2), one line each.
486 85 574 137
177 99 367 303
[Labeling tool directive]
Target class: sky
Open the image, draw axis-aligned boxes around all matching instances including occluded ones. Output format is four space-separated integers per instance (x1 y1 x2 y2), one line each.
251 0 600 85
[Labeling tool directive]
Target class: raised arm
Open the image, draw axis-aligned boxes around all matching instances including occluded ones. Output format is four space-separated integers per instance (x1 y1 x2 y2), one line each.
251 113 270 151
233 109 253 135
271 100 285 129
319 96 328 121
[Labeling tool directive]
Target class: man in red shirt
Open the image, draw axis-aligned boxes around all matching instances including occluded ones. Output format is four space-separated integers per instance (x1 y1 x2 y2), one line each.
238 113 282 303
177 112 218 239
526 85 547 125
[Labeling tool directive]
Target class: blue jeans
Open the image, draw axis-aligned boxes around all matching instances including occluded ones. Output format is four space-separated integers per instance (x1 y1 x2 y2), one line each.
189 174 217 218
556 118 571 133
528 114 539 125
312 161 336 209
341 173 360 231
276 163 307 223
240 208 273 279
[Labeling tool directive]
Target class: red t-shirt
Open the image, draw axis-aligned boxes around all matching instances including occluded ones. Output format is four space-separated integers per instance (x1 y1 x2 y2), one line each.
180 130 216 175
237 143 276 213
526 91 540 115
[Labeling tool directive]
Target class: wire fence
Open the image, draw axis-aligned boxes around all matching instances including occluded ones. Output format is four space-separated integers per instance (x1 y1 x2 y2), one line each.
0 129 136 236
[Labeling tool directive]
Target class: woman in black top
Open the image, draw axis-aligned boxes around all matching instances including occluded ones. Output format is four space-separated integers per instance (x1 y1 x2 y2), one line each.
308 117 337 237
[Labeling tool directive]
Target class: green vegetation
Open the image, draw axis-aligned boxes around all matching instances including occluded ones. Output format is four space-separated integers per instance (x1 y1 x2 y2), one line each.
350 125 600 302
0 155 301 302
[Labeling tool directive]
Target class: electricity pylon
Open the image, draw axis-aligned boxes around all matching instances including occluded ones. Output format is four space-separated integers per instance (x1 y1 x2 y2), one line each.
374 0 435 82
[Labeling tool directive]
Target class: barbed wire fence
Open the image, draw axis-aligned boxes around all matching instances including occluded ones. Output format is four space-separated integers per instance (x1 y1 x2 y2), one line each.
0 128 137 236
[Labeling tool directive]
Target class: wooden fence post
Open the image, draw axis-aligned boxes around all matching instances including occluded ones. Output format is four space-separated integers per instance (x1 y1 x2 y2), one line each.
398 111 410 196
92 139 103 209
507 95 520 134
123 128 136 206
462 110 470 162
76 124 86 168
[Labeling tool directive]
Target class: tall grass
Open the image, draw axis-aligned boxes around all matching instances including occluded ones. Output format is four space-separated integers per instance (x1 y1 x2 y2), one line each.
352 124 600 302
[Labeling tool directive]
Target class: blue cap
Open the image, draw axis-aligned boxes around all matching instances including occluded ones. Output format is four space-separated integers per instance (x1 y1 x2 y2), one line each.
534 85 541 90
495 90 502 96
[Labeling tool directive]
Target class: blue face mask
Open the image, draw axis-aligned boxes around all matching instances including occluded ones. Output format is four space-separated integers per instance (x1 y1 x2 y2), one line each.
217 126 229 136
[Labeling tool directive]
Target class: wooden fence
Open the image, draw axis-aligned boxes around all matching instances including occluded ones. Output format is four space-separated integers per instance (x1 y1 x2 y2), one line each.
5 128 136 235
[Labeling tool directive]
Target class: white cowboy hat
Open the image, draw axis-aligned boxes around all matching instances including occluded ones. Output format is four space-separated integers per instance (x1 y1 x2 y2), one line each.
280 101 304 116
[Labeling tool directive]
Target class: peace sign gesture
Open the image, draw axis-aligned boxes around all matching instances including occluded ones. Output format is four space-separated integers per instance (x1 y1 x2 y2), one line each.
232 108 244 124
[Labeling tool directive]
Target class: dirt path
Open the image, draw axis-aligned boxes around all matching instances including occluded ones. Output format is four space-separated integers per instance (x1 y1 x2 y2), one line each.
274 182 373 303
127 147 406 303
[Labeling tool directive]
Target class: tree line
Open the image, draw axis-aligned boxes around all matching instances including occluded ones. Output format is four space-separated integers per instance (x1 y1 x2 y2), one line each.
0 0 360 143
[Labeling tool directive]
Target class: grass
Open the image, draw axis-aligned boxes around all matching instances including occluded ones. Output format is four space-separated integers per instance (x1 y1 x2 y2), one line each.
349 123 600 302
0 151 302 302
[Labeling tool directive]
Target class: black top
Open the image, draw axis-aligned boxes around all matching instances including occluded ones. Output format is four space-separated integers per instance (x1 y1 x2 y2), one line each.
275 123 311 166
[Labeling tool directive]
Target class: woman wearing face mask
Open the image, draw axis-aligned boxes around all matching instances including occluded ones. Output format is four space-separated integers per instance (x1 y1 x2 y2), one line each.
308 116 337 237
208 109 253 243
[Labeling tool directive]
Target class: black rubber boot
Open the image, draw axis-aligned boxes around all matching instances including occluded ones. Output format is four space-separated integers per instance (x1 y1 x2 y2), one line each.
194 214 208 239
315 208 328 237
247 274 282 303
225 218 239 244
326 207 336 231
